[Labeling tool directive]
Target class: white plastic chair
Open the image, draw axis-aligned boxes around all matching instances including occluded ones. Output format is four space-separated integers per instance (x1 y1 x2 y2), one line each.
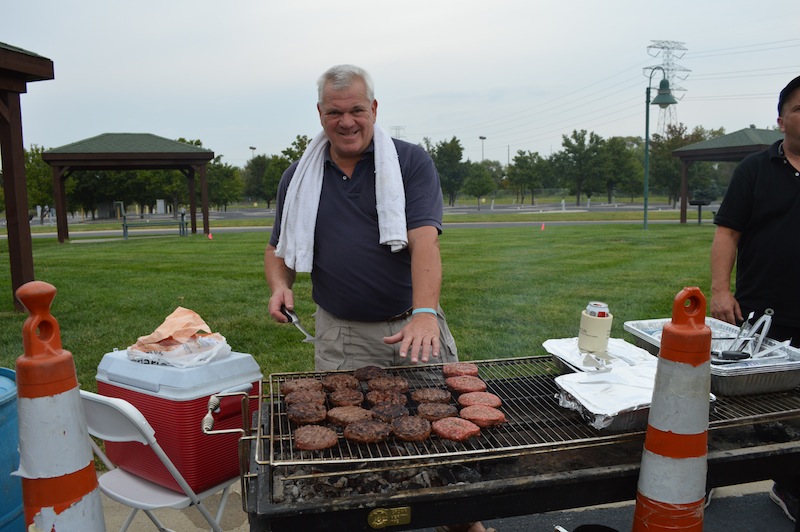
80 390 237 532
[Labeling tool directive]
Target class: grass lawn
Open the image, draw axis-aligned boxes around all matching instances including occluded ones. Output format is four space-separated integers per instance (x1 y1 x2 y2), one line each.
0 221 718 391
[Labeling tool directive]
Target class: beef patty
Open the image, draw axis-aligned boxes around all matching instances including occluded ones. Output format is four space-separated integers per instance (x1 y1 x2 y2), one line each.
392 416 432 442
284 389 326 405
371 403 409 422
280 378 323 395
417 402 458 421
321 373 359 392
293 425 338 451
457 391 502 408
445 375 487 394
432 417 481 442
410 388 452 404
286 402 327 425
329 388 365 407
442 362 479 378
459 404 506 428
368 376 410 393
343 419 393 444
365 389 408 406
354 365 387 381
327 406 373 427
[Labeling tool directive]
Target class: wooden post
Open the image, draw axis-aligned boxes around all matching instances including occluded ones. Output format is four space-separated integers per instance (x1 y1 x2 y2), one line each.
0 91 35 310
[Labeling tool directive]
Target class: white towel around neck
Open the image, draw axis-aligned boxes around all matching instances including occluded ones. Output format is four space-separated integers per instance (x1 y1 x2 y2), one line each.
275 126 407 272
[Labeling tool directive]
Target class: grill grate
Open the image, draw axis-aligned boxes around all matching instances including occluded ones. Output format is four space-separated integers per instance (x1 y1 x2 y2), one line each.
254 356 800 469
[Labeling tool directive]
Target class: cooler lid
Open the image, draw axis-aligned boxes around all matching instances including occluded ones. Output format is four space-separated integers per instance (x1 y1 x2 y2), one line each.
0 368 16 407
96 350 262 400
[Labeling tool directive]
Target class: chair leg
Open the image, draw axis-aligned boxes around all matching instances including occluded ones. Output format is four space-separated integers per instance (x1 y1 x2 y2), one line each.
118 508 138 532
195 501 223 532
214 485 232 524
141 509 171 532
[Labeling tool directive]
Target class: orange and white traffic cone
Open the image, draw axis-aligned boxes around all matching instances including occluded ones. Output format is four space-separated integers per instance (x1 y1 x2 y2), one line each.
13 281 105 531
632 286 711 531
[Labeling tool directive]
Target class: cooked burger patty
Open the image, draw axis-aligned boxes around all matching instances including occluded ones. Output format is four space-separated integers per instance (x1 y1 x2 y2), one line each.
286 402 327 425
343 419 393 444
294 425 338 451
442 362 480 378
354 365 387 381
321 373 360 392
280 378 323 395
365 389 408 406
371 403 409 422
459 404 507 428
432 417 481 442
284 389 326 405
368 376 410 393
329 388 365 407
445 375 487 394
410 388 452 404
457 391 502 409
392 416 431 442
327 406 373 426
417 402 458 421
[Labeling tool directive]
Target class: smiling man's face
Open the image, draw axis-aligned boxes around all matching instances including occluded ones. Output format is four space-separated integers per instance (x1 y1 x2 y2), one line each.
318 78 377 170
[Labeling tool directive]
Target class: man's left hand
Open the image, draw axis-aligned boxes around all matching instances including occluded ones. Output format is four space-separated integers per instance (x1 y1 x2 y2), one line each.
384 313 440 363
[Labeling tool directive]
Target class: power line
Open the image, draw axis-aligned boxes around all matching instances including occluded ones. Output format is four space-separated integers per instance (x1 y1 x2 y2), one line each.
408 37 799 161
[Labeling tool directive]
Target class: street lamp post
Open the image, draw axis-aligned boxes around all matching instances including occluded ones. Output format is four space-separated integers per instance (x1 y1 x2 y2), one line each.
643 67 678 229
249 146 256 159
479 136 486 161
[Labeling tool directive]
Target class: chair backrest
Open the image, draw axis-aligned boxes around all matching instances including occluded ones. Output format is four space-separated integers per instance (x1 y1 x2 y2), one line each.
80 390 204 505
80 390 155 445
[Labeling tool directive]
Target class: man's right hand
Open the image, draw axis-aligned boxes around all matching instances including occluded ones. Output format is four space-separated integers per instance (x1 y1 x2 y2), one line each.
268 290 295 323
710 291 742 325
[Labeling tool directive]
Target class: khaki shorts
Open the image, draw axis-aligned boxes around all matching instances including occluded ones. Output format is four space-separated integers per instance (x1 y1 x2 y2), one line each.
313 305 459 371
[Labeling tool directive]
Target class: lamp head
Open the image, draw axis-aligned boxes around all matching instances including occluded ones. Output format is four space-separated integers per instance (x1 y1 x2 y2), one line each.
652 78 678 109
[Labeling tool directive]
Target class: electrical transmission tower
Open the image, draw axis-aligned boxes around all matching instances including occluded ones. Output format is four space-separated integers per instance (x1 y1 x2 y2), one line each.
646 40 690 135
390 126 406 140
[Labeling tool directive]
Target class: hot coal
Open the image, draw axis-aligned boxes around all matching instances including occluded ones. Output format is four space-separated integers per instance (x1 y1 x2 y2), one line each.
271 463 482 504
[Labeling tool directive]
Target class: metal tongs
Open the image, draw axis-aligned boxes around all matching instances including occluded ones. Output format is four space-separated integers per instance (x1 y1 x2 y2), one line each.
712 309 783 364
280 305 316 343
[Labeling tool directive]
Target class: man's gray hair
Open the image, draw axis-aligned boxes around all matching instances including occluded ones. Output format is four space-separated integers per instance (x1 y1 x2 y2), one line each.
317 64 374 104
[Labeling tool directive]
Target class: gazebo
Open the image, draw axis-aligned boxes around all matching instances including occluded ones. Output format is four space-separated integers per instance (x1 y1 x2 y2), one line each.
42 133 215 243
673 126 782 223
0 42 54 309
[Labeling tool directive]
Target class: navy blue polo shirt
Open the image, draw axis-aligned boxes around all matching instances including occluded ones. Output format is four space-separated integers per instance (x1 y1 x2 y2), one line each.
270 137 444 321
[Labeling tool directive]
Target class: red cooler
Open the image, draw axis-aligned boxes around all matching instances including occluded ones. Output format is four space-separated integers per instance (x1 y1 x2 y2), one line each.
96 349 261 493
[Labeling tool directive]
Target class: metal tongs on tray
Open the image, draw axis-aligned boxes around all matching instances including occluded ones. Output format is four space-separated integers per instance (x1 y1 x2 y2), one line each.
712 309 786 364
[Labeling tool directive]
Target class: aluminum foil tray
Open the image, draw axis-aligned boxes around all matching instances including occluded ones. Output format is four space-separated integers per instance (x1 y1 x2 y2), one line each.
624 317 800 395
543 337 657 374
554 365 716 431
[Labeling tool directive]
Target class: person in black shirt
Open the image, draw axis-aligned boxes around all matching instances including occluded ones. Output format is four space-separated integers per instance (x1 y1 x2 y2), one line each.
711 74 800 523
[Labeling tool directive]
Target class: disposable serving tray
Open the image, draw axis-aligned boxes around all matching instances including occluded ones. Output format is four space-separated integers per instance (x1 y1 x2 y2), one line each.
624 317 800 395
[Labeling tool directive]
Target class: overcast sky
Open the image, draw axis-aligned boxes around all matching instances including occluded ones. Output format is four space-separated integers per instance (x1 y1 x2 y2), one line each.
3 1 799 168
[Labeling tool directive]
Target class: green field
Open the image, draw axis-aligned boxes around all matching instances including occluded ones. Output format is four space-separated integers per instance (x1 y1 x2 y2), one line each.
0 220 718 390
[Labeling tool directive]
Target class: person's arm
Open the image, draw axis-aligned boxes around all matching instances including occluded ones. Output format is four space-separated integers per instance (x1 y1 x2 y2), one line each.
710 225 743 325
265 244 297 323
384 225 442 363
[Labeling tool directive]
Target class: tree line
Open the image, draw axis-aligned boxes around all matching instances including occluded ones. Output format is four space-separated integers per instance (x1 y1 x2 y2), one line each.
428 123 731 209
1 123 738 219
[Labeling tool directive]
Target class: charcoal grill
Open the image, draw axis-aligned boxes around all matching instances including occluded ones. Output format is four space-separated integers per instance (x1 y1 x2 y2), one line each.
216 356 800 531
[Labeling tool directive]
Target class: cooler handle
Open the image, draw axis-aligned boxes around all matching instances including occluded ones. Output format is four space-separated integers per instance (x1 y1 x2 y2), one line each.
202 384 253 436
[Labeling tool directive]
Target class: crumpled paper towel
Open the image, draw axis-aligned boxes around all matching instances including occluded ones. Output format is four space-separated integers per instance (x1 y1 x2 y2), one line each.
127 307 231 367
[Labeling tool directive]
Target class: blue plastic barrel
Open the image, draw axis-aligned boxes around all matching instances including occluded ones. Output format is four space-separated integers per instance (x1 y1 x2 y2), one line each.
0 368 23 532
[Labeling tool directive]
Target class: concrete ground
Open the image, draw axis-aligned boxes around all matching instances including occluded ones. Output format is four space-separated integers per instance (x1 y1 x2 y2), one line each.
99 479 789 531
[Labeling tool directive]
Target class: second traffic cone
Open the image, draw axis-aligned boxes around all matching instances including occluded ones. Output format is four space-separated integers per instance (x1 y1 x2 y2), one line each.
14 281 105 531
632 286 711 531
